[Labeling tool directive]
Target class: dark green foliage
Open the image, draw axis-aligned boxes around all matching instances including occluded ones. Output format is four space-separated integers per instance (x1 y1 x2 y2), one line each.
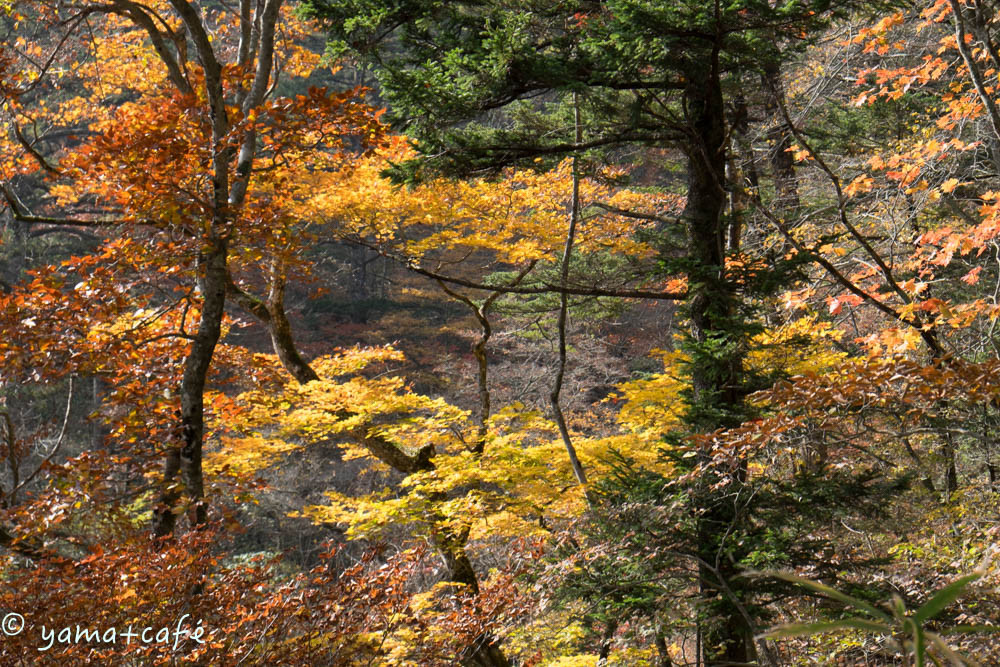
302 0 852 179
546 449 907 656
485 251 643 324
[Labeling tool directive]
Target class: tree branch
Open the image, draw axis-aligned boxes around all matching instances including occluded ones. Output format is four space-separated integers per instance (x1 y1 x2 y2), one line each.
346 239 685 300
1 183 120 228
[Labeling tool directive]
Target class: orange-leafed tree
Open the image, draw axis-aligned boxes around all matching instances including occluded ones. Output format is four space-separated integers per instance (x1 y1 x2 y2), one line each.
1 0 383 541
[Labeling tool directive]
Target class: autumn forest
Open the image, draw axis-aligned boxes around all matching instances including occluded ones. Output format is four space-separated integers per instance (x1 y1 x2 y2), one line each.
3 0 1000 664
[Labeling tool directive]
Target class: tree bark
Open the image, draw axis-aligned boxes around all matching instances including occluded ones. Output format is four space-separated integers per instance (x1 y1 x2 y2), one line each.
153 240 228 537
655 632 674 667
551 94 589 492
151 0 285 539
727 95 756 254
943 431 958 498
266 261 320 384
597 620 617 665
682 48 752 665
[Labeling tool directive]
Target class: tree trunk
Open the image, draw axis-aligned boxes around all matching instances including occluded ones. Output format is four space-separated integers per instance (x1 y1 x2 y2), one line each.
727 95 756 254
655 632 674 667
682 50 752 665
762 62 800 218
943 432 958 498
267 262 320 384
597 620 617 665
153 240 228 537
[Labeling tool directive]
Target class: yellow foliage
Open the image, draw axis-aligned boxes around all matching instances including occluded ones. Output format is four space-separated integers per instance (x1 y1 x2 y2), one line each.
747 315 847 378
298 403 594 538
214 313 852 545
505 606 593 665
211 316 836 551
544 657 599 667
611 348 688 437
609 316 846 438
206 435 299 475
208 346 444 475
303 139 675 270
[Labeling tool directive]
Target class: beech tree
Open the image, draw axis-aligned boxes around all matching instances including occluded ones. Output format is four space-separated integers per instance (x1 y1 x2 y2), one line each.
1 0 382 538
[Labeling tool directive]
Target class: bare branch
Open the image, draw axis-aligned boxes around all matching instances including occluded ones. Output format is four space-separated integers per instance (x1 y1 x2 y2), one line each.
11 122 61 176
11 378 74 499
345 238 685 300
1 183 120 227
590 201 676 226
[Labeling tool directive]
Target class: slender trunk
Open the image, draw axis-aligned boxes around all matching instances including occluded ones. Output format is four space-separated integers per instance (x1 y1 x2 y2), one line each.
153 240 228 537
551 93 589 492
903 436 937 493
655 632 674 667
762 62 800 217
140 0 289 543
267 261 319 384
434 279 508 453
943 432 958 497
727 95 755 254
151 0 242 540
267 303 317 384
597 620 617 665
1 408 15 510
982 405 998 492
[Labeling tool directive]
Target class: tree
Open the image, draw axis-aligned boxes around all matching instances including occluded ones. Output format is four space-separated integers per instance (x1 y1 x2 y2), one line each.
219 143 679 666
7 0 1000 662
301 0 865 661
1 6 538 660
1 0 382 539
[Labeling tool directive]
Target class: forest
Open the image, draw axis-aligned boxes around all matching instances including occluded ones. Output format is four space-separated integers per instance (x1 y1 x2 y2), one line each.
3 0 1000 664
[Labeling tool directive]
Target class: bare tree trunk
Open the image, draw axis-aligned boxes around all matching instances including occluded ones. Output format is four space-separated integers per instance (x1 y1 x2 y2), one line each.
597 620 617 665
727 95 756 254
551 93 589 493
943 431 958 498
655 632 674 667
152 0 284 539
266 261 319 384
436 262 537 453
153 241 227 537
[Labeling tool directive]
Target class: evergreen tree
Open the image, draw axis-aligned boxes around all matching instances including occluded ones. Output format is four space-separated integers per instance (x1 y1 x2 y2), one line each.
302 0 870 661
